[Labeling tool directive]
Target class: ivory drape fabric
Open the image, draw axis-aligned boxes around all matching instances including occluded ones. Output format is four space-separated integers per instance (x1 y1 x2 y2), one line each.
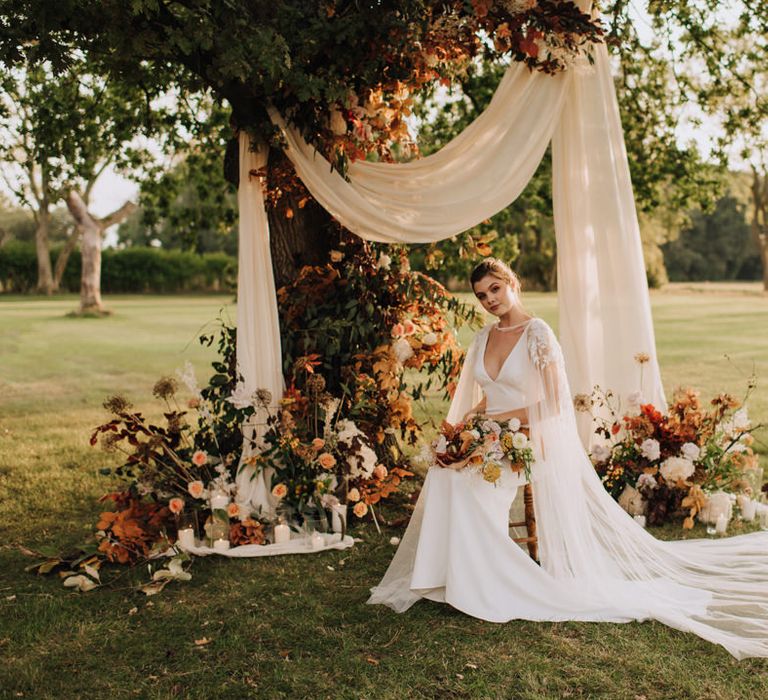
266 45 665 417
234 137 284 515
552 43 666 414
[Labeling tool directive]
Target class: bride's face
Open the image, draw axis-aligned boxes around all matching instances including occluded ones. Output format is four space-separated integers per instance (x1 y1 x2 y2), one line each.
472 274 518 317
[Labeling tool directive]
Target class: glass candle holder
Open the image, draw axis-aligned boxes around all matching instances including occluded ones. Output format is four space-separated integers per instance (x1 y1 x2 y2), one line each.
176 510 197 550
209 516 229 551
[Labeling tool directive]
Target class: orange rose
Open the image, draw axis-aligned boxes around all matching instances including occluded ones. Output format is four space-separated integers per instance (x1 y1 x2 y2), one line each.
272 483 288 499
318 452 337 469
192 450 208 466
353 502 369 518
403 319 417 336
188 480 205 499
391 323 405 338
227 502 240 518
373 464 388 480
312 437 326 451
347 487 360 503
169 497 184 515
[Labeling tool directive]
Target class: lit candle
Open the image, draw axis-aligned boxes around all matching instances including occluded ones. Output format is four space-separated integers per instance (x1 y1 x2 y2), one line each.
633 515 646 528
742 499 758 522
273 521 291 544
715 512 728 534
213 538 230 553
177 528 196 550
210 491 229 511
311 531 325 550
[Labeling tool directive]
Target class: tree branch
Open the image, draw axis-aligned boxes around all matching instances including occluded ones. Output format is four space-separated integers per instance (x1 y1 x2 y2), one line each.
99 200 138 230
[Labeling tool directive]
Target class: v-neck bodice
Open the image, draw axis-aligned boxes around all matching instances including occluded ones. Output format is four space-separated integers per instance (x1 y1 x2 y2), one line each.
474 321 544 415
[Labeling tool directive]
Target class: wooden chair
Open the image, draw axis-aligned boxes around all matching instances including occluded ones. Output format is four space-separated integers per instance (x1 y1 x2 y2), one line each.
510 483 538 562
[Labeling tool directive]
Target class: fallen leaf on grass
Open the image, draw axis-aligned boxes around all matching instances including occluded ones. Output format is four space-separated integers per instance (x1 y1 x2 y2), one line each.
278 649 291 659
194 638 212 646
464 663 478 670
128 607 138 616
366 657 380 666
456 673 464 680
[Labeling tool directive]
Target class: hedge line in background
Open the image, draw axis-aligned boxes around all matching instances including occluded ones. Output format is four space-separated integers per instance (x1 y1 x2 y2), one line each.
0 242 236 294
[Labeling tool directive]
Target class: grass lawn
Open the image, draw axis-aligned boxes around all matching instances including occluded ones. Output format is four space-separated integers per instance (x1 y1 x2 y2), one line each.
0 289 767 699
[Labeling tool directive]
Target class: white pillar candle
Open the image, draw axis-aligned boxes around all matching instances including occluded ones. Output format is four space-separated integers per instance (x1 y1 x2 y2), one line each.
177 528 196 550
330 504 347 533
715 512 728 534
742 499 758 522
213 538 230 553
633 515 646 528
311 531 325 550
273 522 291 544
210 492 229 511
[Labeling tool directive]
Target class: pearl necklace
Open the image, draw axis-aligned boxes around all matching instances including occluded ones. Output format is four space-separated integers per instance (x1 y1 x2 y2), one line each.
494 318 532 332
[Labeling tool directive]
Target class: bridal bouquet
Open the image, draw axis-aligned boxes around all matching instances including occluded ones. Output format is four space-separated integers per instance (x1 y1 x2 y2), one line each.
432 416 535 484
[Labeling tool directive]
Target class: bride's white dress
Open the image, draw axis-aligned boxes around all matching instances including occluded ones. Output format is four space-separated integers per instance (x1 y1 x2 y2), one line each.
368 319 768 660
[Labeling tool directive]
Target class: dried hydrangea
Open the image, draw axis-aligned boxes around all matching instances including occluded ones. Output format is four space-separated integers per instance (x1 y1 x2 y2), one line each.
103 395 132 414
152 377 178 400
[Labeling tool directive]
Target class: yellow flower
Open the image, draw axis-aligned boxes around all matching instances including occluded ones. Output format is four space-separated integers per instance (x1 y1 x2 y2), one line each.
501 433 514 451
482 462 502 484
353 502 369 518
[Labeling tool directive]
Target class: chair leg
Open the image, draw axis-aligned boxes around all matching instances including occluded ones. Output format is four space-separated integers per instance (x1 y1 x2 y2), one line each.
523 483 538 561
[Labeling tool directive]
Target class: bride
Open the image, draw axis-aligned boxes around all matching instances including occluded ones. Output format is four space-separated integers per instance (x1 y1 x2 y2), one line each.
368 258 768 660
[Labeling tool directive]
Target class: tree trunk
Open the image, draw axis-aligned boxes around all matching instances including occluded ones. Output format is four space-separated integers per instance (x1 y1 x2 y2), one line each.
53 227 80 291
65 191 136 314
750 168 768 292
34 206 55 295
266 148 334 290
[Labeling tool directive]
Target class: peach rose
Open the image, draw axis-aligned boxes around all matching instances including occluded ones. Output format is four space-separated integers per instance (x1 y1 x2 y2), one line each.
169 497 184 515
227 502 240 519
187 397 200 408
347 487 361 503
312 437 326 450
188 480 205 499
272 483 288 499
318 452 337 469
402 319 417 336
391 323 405 338
373 464 388 480
353 501 369 518
330 250 344 262
192 450 208 466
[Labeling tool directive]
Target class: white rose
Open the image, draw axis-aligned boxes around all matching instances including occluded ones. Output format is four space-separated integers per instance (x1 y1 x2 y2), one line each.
733 408 750 431
640 438 660 461
435 435 448 453
680 442 700 461
389 536 401 545
422 332 438 346
377 253 392 270
329 107 347 135
659 456 695 483
636 473 657 491
481 420 502 435
590 443 611 462
512 432 528 449
507 418 521 432
393 337 414 364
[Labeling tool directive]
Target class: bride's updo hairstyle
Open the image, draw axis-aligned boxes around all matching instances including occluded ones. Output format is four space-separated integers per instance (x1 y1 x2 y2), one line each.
470 258 521 294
